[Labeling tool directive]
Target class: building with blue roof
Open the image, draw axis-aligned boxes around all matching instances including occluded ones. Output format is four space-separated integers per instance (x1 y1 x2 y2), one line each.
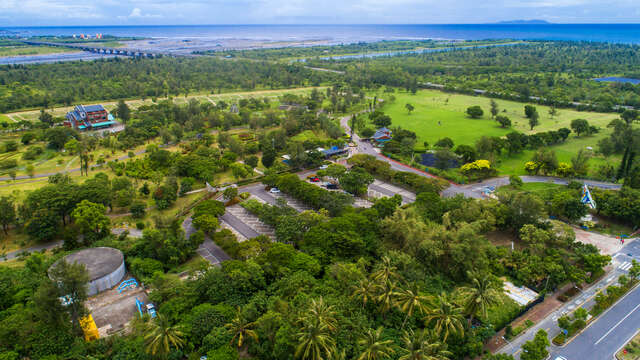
65 104 116 131
372 127 392 145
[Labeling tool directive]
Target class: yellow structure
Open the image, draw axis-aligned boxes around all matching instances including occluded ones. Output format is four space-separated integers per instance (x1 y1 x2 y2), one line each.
80 314 99 341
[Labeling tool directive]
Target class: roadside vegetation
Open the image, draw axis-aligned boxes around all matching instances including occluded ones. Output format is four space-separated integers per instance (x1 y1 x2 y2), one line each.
1 37 640 360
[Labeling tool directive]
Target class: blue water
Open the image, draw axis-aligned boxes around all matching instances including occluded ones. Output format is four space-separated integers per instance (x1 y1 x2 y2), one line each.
4 24 640 44
594 77 640 84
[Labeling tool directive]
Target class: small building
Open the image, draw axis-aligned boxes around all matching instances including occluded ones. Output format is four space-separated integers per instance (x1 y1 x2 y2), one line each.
321 146 348 158
65 104 116 131
372 127 392 145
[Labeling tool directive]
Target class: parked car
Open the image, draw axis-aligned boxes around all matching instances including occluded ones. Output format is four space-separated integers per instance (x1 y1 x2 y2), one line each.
319 165 328 170
146 303 157 318
309 177 320 182
324 183 338 190
269 187 281 194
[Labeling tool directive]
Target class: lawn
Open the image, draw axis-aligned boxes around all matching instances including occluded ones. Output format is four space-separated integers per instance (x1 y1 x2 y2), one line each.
2 86 326 122
616 330 640 360
0 45 79 57
371 89 624 176
291 129 330 143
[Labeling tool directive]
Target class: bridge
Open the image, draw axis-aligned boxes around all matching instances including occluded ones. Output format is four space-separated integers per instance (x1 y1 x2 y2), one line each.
21 41 173 58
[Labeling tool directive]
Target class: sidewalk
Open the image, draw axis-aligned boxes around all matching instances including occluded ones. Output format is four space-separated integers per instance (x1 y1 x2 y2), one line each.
486 284 570 353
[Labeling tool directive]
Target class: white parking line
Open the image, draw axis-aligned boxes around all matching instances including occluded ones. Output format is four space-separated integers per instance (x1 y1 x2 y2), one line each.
594 302 640 345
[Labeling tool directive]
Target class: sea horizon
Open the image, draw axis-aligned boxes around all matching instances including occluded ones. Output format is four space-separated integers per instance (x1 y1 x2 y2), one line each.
4 24 640 44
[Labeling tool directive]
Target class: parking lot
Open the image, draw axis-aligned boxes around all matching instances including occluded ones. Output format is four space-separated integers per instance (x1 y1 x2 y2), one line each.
217 176 416 240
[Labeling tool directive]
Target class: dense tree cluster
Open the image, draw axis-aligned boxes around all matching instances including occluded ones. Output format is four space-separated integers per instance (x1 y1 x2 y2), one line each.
0 57 337 112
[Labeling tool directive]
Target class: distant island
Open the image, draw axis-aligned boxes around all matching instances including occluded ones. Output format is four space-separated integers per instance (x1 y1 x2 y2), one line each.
494 19 551 24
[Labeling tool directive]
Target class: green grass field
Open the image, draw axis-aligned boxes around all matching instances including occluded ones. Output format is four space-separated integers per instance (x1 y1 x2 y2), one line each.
0 45 79 57
2 86 325 122
372 89 624 176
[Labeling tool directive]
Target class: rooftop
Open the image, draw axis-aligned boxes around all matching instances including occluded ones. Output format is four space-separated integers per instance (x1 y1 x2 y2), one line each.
50 247 124 282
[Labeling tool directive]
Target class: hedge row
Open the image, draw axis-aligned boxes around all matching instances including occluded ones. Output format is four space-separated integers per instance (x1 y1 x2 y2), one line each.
347 154 449 194
264 174 353 216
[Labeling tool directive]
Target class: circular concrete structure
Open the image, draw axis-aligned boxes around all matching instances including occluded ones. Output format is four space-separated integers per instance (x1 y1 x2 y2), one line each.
50 247 125 296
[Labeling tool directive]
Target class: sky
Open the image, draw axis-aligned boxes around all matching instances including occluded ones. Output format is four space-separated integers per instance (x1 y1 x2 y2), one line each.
1 0 639 26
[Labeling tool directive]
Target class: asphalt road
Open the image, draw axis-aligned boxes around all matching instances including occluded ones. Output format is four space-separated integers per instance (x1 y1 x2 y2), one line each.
500 240 640 359
182 216 231 266
338 115 621 199
550 285 640 360
0 240 63 262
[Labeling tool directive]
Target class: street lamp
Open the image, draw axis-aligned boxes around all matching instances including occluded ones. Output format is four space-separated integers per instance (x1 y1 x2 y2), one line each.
501 336 514 352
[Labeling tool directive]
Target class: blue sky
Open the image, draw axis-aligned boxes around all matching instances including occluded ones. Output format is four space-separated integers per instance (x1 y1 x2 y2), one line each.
1 0 639 26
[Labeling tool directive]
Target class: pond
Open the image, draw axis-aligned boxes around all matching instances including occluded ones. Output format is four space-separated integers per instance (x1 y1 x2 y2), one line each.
593 77 640 85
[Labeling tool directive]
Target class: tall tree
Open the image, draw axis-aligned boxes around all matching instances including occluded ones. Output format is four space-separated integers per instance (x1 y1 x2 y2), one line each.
144 314 186 358
399 328 451 360
357 327 395 360
394 283 431 328
405 103 415 115
528 110 540 130
352 277 377 308
295 317 336 360
372 256 399 283
458 271 503 326
520 329 549 360
224 307 258 351
424 293 465 342
490 100 499 119
48 259 89 333
0 196 15 234
115 100 131 124
71 200 111 244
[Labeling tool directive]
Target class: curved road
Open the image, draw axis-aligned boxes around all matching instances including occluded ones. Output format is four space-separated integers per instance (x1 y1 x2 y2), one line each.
339 115 621 198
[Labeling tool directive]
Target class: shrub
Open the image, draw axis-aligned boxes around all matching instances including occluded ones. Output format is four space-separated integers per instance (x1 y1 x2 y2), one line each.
130 201 147 219
460 159 497 180
510 175 523 188
135 221 145 230
0 159 18 169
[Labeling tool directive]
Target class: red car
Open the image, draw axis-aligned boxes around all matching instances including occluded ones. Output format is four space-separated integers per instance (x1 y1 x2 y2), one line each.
309 177 320 182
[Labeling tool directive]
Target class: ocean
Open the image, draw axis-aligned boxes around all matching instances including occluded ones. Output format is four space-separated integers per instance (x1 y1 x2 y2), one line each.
5 24 640 44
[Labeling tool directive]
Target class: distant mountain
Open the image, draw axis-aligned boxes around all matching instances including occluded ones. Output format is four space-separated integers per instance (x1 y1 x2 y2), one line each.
494 20 552 25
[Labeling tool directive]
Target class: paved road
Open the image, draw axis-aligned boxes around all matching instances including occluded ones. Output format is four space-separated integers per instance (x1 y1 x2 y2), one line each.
500 240 640 359
0 240 63 262
182 217 231 266
338 115 621 199
551 284 640 360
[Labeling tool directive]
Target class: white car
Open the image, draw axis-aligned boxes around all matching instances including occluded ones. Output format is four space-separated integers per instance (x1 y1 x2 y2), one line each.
269 187 281 194
319 165 328 170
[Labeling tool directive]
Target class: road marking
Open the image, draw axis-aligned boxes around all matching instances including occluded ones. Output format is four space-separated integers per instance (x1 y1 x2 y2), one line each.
594 302 640 345
514 349 521 355
620 261 632 271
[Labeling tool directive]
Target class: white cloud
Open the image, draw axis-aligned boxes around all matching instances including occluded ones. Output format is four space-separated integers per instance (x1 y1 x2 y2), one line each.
117 7 163 19
1 0 640 25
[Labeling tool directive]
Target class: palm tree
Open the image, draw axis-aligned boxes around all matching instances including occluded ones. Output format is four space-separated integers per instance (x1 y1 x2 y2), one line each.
143 314 186 358
306 297 337 331
295 317 336 360
424 293 465 342
357 327 395 360
352 277 377 308
224 307 258 350
376 281 397 317
372 256 399 283
399 329 451 360
458 271 503 326
394 283 431 328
